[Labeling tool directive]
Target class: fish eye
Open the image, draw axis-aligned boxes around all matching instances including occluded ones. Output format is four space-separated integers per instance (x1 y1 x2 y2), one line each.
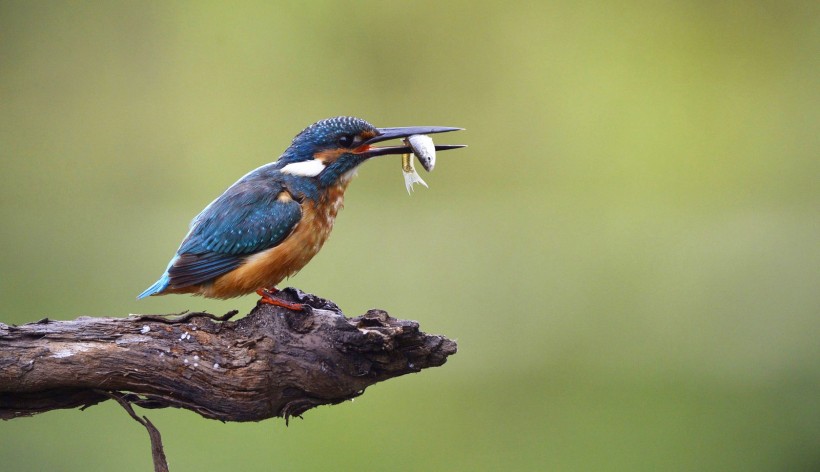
338 134 355 147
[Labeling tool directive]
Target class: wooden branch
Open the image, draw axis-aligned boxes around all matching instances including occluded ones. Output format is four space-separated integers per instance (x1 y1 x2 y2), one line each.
101 390 169 472
0 288 457 423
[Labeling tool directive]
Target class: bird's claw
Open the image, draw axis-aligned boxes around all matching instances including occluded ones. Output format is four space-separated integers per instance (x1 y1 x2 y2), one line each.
256 288 305 311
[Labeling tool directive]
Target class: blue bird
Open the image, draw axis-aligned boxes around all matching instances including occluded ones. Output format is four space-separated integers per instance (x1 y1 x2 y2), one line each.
139 116 464 309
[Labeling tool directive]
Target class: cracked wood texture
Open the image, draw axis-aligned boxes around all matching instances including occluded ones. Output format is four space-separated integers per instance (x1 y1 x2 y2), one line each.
0 288 456 422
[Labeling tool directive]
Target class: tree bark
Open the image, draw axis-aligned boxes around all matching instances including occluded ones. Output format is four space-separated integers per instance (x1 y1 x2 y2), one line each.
0 288 457 422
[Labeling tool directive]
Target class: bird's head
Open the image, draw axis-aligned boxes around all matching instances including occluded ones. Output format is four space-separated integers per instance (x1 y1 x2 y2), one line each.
277 116 463 187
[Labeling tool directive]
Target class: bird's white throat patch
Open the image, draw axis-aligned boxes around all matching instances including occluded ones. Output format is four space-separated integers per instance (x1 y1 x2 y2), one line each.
281 159 326 177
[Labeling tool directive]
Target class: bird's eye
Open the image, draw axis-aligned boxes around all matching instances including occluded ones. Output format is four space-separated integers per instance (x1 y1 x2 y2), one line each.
338 134 355 148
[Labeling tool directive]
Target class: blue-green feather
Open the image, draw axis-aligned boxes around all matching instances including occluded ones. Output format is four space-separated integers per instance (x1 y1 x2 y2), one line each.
138 168 305 297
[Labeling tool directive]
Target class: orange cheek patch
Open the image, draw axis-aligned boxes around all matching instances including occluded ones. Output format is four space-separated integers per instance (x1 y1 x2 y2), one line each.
314 148 345 164
353 144 371 153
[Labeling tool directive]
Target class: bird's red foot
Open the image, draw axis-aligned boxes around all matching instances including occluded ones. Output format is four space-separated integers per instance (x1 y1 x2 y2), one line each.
255 288 304 311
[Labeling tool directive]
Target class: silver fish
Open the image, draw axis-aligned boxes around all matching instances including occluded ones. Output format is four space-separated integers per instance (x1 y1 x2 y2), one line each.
405 134 436 172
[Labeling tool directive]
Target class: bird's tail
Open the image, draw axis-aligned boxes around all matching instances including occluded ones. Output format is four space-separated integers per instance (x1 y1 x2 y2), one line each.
137 273 170 299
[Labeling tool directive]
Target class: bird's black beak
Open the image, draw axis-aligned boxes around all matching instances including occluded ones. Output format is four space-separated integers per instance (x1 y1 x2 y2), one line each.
356 126 465 158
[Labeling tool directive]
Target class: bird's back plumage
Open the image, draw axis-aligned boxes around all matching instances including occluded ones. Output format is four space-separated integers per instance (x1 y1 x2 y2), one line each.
138 166 312 298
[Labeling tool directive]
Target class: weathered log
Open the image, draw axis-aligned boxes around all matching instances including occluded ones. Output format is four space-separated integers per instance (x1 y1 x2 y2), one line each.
0 288 457 422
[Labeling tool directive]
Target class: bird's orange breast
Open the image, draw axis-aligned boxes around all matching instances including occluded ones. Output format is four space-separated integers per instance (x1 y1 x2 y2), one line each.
202 184 349 299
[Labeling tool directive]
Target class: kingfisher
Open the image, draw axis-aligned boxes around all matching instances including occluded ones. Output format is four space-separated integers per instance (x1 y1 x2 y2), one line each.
138 116 464 310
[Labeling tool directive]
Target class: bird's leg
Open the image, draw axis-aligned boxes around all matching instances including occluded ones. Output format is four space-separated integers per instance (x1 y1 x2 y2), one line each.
255 288 304 311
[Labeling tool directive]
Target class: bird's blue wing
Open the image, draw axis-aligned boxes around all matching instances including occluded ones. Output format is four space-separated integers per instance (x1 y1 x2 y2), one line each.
162 181 303 291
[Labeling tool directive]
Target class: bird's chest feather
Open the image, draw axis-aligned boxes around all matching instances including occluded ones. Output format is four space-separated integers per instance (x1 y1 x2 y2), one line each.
206 183 348 297
294 184 347 254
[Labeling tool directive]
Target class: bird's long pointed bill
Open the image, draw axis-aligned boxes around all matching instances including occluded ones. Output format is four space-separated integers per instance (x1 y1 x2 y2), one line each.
357 126 465 158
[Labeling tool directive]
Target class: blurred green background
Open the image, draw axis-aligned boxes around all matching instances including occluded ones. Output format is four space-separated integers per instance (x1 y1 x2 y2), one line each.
1 1 818 471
